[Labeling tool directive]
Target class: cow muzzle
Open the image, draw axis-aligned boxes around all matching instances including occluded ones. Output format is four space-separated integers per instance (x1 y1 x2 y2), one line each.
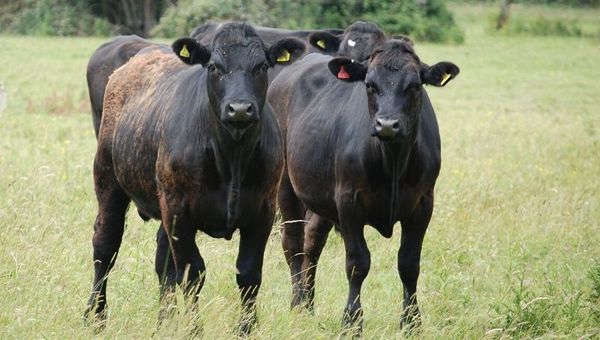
222 101 257 130
372 117 404 141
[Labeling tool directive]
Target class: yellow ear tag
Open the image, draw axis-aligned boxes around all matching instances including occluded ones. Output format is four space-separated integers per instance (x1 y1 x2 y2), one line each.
440 72 451 86
316 39 326 49
180 44 190 58
276 49 291 63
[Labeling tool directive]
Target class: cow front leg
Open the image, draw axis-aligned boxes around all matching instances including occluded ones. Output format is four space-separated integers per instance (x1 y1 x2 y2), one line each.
301 212 333 311
277 173 307 308
235 209 273 336
398 191 433 331
156 196 202 323
337 194 370 335
84 156 130 329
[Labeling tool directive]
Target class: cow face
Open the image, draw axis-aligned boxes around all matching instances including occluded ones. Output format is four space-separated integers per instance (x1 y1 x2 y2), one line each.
308 21 386 62
328 40 459 143
173 23 305 140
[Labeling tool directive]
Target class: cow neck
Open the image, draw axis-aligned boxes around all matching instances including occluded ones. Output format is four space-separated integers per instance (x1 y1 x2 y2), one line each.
376 135 415 228
210 119 261 230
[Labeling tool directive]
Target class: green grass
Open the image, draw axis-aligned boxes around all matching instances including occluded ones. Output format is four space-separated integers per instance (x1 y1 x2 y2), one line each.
1 5 600 339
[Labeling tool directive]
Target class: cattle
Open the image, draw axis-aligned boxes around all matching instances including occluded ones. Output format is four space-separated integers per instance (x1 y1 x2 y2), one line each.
308 20 387 62
191 20 344 54
87 21 385 139
87 35 156 137
267 39 459 333
193 20 385 62
83 22 305 334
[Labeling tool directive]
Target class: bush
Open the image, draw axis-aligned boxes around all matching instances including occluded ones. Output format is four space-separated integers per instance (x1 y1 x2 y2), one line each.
450 0 599 6
0 0 114 36
511 17 583 36
363 0 465 43
153 0 465 44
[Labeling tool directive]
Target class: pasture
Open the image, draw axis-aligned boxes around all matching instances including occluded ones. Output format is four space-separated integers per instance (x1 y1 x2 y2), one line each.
1 5 599 338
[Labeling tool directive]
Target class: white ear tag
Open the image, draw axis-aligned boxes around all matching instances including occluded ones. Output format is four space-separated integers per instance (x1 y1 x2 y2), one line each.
348 39 356 47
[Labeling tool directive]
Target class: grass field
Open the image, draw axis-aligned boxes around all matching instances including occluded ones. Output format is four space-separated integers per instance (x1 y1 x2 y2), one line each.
1 5 599 339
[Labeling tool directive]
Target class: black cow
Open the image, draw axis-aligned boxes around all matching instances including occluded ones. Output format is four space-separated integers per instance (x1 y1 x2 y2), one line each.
308 20 387 62
86 35 156 137
268 39 459 333
192 20 386 62
191 20 344 54
86 22 385 139
83 23 305 334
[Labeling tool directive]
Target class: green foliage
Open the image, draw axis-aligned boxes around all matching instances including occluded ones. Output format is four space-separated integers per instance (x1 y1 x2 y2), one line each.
363 0 465 43
500 16 594 37
152 0 465 43
151 0 269 38
0 0 114 36
451 0 599 6
485 3 600 38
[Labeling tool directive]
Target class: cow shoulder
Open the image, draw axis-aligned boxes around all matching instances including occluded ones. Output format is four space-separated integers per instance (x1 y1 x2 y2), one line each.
100 46 180 143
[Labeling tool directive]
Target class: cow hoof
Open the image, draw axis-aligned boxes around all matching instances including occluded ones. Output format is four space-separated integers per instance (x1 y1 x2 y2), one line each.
83 306 107 332
400 308 422 334
236 312 257 337
341 311 363 338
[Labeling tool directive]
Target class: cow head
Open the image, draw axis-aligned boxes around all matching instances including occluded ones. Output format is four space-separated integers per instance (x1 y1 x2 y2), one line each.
308 21 386 62
328 39 459 143
172 23 305 141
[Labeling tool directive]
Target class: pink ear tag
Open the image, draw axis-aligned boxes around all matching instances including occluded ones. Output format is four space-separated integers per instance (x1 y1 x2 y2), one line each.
337 65 350 79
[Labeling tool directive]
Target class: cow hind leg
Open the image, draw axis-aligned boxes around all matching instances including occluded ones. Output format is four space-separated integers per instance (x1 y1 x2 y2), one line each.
398 191 433 331
84 158 130 329
301 212 333 311
277 173 306 309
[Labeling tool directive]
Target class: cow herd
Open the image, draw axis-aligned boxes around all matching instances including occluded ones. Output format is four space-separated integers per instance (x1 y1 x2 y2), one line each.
83 20 459 336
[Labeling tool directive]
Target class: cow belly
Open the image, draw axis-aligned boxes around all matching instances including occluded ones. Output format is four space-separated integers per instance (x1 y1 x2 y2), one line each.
189 188 264 239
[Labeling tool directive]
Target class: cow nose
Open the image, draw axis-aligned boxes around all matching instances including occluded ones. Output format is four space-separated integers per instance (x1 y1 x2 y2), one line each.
226 102 252 119
374 118 401 140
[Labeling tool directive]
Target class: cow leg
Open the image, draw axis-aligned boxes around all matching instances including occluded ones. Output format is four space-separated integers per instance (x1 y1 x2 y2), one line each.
235 208 273 336
155 199 203 323
155 225 177 321
337 195 370 334
84 155 130 328
398 191 433 330
181 232 206 305
277 173 306 308
155 222 205 323
301 213 333 310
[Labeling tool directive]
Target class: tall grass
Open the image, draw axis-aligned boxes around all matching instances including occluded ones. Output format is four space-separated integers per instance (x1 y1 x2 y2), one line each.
1 5 599 338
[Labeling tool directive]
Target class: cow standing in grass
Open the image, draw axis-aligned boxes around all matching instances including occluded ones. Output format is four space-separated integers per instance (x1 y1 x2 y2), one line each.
268 39 459 333
84 23 305 334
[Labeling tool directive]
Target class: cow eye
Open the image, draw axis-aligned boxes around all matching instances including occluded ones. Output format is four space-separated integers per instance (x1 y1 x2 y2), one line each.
208 63 224 76
366 82 379 95
406 83 421 94
253 63 269 75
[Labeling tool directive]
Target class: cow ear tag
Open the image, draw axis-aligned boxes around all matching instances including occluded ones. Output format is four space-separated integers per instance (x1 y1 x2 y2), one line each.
180 44 190 58
277 49 291 63
316 39 326 49
337 65 350 79
440 72 451 86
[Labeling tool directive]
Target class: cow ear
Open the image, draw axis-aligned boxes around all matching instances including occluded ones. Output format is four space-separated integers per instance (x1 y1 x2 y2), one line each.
268 38 306 66
328 57 367 82
307 31 340 53
172 37 211 66
421 62 459 87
